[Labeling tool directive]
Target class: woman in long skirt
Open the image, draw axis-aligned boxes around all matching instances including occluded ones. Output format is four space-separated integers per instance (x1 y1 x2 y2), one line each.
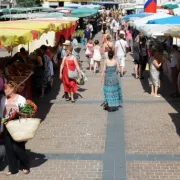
101 50 123 112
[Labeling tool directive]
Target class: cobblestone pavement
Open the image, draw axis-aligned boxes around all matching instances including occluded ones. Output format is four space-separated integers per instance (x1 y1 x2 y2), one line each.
1 33 180 180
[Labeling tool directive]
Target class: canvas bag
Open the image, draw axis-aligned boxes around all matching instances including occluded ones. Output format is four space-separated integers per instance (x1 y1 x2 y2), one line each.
66 59 78 80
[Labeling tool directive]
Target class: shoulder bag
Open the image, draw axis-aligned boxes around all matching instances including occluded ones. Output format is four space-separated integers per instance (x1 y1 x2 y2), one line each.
66 58 78 80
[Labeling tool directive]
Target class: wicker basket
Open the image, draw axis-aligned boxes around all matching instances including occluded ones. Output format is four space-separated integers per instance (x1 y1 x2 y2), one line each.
6 118 41 142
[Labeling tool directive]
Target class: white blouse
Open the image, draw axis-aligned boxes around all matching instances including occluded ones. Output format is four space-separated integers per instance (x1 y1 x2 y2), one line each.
0 95 26 132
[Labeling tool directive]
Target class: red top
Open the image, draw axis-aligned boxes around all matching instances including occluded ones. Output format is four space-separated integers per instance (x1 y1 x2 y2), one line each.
62 56 78 93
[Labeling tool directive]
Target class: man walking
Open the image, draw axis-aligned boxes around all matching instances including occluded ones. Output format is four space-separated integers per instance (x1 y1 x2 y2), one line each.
115 34 129 77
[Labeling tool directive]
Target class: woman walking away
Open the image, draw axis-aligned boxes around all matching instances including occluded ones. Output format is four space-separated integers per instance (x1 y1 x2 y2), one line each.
93 40 102 74
133 41 141 79
101 50 123 112
103 35 114 59
86 39 94 71
60 46 82 103
126 26 133 53
0 81 30 176
149 47 163 98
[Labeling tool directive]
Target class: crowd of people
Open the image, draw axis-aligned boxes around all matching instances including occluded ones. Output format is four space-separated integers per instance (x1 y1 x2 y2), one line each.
0 7 180 176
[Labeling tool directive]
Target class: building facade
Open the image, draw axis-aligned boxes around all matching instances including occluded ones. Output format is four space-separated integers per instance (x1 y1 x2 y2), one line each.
0 0 17 8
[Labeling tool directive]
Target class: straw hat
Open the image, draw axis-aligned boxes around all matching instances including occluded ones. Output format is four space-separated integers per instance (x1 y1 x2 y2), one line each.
63 40 71 46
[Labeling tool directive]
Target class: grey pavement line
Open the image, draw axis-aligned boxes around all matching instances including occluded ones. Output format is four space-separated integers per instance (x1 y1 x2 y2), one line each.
126 154 180 161
28 152 180 161
50 99 174 104
102 108 127 180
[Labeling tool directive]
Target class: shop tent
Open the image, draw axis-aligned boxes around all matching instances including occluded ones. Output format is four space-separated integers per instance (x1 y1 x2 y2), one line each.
0 19 78 47
122 13 152 21
132 13 172 29
64 4 82 9
0 8 27 14
165 26 180 38
138 24 177 37
173 8 180 15
162 4 179 9
71 7 98 15
147 16 180 24
71 7 98 18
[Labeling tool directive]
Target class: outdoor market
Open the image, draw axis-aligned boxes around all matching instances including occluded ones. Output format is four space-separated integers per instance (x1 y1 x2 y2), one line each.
0 1 180 179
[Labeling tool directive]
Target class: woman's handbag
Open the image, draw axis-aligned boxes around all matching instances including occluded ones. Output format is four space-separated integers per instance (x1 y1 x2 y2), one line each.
66 59 78 80
76 77 84 85
6 118 41 142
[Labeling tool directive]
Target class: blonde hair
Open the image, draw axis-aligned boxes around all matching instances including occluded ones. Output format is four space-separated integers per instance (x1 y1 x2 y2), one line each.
65 46 73 53
4 81 19 93
105 30 110 35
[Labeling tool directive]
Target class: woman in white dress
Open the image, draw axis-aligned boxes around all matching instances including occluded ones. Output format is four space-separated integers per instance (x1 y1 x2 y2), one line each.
93 40 102 74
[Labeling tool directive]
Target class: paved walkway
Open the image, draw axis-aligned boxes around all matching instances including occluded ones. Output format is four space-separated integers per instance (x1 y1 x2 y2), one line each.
1 33 180 180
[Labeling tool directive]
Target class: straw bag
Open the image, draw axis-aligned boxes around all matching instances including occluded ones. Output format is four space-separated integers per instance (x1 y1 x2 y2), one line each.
6 118 41 142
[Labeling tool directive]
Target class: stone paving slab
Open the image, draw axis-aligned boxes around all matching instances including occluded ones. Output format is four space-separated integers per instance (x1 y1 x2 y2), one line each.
124 102 180 154
127 161 180 180
27 104 107 154
56 76 104 101
0 160 103 180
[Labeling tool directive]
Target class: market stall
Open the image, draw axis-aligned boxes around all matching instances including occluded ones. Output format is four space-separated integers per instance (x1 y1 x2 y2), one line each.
132 13 172 29
0 18 78 99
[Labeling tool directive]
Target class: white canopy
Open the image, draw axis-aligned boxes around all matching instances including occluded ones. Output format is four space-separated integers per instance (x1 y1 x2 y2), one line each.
138 24 177 38
173 8 180 15
132 13 172 29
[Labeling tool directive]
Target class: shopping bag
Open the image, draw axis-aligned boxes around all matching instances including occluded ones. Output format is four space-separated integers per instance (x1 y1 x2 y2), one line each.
6 118 41 142
85 48 91 55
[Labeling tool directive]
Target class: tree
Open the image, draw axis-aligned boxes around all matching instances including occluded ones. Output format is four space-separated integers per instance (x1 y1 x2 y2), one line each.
16 0 41 7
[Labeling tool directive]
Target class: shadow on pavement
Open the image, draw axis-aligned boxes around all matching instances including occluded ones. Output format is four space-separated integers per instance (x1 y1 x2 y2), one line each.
0 150 47 171
27 150 47 168
34 76 62 121
139 70 180 137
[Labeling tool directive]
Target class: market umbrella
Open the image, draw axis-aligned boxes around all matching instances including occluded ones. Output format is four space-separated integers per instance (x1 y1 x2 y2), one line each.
164 26 180 38
147 16 180 24
0 8 27 14
64 4 82 9
138 24 177 37
173 8 180 15
162 4 179 9
122 13 153 21
133 13 172 29
71 7 98 15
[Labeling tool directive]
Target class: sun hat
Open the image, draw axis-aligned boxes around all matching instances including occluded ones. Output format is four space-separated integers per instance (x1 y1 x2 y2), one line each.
63 40 71 46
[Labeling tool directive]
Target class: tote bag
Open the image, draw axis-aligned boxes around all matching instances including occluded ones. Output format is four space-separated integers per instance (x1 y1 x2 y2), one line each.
85 48 91 55
66 60 78 80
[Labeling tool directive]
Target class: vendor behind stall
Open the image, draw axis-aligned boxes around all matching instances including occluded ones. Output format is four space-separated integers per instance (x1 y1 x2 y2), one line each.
7 48 27 66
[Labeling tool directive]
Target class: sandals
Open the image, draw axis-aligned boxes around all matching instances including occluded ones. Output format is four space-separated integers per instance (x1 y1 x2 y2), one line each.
5 169 30 176
5 171 13 176
23 169 30 175
71 100 76 103
66 97 71 101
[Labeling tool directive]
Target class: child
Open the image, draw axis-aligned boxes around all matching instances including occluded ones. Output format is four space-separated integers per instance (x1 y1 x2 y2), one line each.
93 40 102 74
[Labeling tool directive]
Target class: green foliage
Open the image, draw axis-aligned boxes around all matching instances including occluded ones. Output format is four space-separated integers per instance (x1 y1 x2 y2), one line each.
75 29 84 37
16 0 41 7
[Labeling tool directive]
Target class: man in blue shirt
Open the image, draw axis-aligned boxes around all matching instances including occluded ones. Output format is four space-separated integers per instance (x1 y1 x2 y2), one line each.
84 25 91 45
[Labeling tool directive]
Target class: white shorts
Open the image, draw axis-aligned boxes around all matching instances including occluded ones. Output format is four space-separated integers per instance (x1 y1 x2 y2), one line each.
117 56 125 67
